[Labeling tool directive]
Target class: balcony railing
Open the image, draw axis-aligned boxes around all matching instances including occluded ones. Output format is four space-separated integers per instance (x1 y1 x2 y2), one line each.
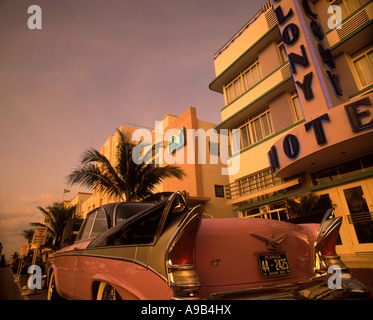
242 208 289 221
225 169 284 200
220 63 291 124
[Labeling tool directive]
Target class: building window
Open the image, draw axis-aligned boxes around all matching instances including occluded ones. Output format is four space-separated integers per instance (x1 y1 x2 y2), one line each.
311 153 373 185
224 58 262 104
242 59 261 91
290 90 304 121
277 41 287 64
214 185 225 198
329 0 362 19
209 141 220 156
231 107 273 153
226 78 243 104
352 45 373 88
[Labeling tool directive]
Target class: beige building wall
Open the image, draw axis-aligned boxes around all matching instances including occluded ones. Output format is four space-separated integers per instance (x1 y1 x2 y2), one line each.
76 107 232 219
151 106 232 218
69 192 92 219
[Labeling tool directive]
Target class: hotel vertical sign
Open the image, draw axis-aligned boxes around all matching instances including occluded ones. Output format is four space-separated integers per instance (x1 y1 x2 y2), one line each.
271 0 342 120
268 0 373 174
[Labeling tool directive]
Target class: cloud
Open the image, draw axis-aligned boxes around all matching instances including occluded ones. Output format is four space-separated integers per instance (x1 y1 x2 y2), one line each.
0 207 39 259
39 193 58 203
0 193 59 259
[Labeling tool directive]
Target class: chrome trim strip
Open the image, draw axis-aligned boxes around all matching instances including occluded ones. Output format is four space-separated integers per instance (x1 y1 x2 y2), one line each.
56 251 168 283
209 274 350 300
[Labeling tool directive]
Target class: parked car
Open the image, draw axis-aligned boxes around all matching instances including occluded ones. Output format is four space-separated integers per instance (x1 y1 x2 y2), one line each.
47 192 369 300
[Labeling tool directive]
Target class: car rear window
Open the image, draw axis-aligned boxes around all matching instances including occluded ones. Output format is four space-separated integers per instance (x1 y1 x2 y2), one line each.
89 199 168 247
108 205 164 246
115 203 154 225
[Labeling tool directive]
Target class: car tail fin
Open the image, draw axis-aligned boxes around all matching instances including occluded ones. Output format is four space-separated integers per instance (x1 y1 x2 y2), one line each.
314 208 344 272
314 209 370 297
166 205 203 299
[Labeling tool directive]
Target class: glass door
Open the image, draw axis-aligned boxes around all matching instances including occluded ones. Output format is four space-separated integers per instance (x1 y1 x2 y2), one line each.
338 181 373 252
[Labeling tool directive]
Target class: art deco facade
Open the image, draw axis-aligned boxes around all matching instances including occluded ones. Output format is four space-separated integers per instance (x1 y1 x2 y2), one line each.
210 0 373 263
79 107 231 219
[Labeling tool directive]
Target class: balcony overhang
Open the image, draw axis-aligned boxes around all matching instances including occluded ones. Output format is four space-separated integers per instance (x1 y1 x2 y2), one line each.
215 72 293 130
209 26 279 94
225 177 300 206
276 132 373 179
326 2 373 56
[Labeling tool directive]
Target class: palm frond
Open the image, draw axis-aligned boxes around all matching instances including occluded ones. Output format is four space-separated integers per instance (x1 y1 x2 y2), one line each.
67 163 124 200
32 202 79 236
67 128 186 202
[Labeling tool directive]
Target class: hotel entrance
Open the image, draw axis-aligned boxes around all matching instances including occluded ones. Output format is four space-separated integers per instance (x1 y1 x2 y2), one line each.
335 180 373 253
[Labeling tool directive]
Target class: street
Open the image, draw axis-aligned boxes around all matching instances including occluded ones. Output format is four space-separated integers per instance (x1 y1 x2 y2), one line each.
0 266 372 300
0 267 47 300
0 268 23 300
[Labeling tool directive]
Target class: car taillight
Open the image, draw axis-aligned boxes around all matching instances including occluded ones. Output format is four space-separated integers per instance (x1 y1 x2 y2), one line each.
314 209 344 273
313 210 370 297
167 208 202 299
319 226 340 256
169 217 200 265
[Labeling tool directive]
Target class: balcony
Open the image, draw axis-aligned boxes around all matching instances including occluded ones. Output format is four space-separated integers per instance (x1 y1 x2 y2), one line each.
217 63 292 130
225 168 300 206
210 3 279 93
326 2 373 54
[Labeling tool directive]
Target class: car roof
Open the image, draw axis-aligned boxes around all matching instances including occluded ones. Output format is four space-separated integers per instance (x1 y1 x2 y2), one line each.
87 202 155 228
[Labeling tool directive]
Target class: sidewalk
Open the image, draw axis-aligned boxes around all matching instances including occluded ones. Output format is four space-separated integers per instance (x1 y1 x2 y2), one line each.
18 273 48 300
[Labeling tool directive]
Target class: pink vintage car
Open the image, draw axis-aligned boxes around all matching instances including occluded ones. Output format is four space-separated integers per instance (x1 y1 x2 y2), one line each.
47 192 368 300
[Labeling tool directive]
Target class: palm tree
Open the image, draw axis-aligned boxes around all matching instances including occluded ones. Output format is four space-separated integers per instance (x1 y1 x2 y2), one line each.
21 229 34 244
31 202 77 236
66 129 185 201
286 192 321 217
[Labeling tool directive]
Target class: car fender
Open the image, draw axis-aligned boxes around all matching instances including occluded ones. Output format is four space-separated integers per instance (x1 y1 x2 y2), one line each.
89 263 172 300
47 265 66 299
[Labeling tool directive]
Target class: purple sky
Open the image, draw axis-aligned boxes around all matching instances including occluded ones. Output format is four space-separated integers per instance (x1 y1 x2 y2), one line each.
0 0 264 258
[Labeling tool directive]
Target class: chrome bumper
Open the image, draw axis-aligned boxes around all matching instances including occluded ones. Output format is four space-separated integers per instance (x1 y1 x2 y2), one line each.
209 271 369 300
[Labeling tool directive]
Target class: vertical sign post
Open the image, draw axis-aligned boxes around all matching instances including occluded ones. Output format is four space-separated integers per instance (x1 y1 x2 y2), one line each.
14 244 30 282
22 227 47 295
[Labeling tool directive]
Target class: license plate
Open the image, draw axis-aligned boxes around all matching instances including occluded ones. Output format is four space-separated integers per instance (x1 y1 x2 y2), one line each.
258 253 291 278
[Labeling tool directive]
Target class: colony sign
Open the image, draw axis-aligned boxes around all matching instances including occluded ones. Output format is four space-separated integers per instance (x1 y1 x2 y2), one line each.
272 0 342 108
268 0 373 173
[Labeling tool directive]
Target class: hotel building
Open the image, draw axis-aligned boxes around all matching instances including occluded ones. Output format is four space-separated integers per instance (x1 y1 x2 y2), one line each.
210 0 373 264
79 107 231 219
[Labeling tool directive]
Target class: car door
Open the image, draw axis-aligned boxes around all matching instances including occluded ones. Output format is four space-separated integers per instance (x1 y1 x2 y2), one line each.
74 208 109 299
52 211 98 298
